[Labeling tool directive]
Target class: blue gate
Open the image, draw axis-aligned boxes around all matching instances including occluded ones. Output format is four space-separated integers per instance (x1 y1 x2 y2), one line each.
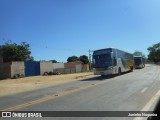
25 61 40 77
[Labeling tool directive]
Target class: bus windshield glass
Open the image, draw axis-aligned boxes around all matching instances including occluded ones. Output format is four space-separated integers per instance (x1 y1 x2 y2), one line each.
93 53 112 68
134 58 142 65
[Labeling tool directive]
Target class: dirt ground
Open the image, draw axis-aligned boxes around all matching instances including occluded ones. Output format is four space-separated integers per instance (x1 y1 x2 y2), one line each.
0 72 95 96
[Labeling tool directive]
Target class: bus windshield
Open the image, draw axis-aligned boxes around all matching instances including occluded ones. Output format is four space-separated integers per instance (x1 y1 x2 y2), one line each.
134 58 142 65
93 53 112 68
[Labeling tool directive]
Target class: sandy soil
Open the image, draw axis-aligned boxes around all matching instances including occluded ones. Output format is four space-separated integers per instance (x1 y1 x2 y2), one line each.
0 72 95 96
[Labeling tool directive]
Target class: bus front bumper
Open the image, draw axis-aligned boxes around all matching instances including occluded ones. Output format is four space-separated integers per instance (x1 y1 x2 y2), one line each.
93 68 117 75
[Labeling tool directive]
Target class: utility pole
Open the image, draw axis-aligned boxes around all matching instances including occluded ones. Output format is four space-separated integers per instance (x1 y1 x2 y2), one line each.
88 49 94 71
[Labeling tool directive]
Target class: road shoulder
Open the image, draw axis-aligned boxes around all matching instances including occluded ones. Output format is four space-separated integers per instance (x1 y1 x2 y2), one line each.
0 72 95 96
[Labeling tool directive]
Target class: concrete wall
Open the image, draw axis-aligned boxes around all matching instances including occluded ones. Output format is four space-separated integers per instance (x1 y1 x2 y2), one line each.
64 68 71 74
63 62 89 73
70 68 76 73
64 62 81 68
40 61 53 75
64 62 76 68
11 62 25 78
53 68 76 74
82 64 89 72
2 62 11 79
0 55 3 79
1 62 25 79
53 68 65 74
76 64 82 72
53 63 64 69
0 55 3 63
0 62 3 79
64 62 89 73
0 61 89 79
64 68 76 74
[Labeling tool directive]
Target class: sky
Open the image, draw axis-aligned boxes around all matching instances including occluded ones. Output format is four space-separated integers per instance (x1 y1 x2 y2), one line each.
0 0 160 62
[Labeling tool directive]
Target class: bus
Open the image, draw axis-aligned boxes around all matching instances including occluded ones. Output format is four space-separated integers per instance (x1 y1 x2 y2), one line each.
93 48 134 76
134 56 145 69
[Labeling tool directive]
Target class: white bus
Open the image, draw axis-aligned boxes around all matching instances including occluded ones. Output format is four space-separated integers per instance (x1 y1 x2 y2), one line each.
93 48 134 76
134 56 145 69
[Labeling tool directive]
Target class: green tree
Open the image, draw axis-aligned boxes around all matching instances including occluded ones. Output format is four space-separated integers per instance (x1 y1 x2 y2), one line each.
79 55 89 64
0 41 34 62
51 60 58 63
67 56 79 62
147 42 160 63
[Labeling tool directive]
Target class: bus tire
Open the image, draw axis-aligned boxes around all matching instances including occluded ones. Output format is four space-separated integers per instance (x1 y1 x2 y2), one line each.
118 68 121 75
101 75 106 77
130 66 133 72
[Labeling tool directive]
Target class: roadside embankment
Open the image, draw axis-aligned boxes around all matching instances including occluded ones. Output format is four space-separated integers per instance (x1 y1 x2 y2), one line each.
0 72 95 96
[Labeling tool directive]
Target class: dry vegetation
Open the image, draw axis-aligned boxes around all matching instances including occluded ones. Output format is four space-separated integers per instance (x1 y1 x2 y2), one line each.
0 72 94 96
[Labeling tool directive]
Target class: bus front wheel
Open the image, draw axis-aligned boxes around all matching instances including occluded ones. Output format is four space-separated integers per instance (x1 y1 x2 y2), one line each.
118 68 121 76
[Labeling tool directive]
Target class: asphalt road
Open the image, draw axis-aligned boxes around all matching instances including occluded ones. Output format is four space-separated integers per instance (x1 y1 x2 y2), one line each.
0 64 160 120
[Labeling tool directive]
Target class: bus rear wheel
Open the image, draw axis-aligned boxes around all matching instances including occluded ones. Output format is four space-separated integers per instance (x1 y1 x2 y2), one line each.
130 66 133 72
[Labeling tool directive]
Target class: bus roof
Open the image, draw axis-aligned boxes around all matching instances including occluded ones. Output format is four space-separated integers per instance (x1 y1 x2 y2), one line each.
93 48 132 55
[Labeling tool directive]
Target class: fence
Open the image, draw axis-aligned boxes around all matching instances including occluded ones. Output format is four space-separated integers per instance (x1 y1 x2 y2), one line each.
0 61 89 79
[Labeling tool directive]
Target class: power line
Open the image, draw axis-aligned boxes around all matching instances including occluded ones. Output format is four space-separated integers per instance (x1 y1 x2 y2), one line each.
44 46 87 53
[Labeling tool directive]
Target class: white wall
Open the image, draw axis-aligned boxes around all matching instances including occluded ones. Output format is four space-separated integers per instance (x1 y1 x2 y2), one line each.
76 64 82 72
40 61 53 75
11 62 25 77
53 63 64 69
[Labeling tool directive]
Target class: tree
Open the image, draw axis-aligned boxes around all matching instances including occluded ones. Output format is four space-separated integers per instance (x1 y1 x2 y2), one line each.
67 56 79 62
0 41 34 62
51 60 58 63
147 42 160 63
79 55 89 64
